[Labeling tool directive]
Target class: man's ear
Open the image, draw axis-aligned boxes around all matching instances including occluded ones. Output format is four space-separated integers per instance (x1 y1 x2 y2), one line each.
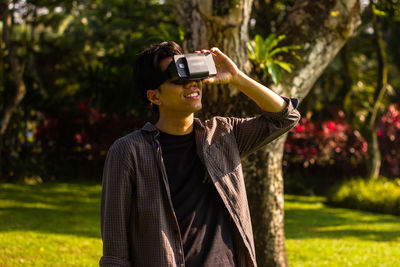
147 89 161 105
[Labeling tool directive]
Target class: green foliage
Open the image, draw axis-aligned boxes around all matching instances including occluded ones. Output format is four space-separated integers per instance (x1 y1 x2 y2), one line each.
327 177 400 215
247 34 300 84
1 0 182 180
372 5 387 17
343 79 376 127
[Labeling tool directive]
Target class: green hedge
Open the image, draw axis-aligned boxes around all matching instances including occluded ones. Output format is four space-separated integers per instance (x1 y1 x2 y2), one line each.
327 177 400 216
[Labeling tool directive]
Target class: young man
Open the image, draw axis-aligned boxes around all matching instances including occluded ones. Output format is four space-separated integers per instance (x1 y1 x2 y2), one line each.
100 41 300 267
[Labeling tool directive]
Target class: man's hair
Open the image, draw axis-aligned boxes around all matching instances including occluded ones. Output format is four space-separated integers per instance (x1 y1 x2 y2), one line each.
133 41 183 106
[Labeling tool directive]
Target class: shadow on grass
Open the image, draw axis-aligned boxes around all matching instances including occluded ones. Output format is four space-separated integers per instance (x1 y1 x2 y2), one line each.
285 205 400 242
0 183 102 238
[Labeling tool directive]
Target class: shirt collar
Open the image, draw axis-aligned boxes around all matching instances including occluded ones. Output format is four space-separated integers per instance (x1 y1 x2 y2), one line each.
141 122 159 135
141 118 205 139
194 117 205 129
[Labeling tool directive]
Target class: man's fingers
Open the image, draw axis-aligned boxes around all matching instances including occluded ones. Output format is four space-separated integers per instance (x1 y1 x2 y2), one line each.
194 48 221 56
210 47 223 55
203 77 216 84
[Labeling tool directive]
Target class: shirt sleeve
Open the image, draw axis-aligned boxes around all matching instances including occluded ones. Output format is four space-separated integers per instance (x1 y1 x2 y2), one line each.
99 139 134 267
225 97 300 158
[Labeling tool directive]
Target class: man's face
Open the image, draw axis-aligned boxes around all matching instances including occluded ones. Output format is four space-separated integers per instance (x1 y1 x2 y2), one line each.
155 57 203 115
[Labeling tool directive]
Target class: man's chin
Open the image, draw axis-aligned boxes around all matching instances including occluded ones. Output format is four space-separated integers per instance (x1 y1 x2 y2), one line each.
193 103 202 112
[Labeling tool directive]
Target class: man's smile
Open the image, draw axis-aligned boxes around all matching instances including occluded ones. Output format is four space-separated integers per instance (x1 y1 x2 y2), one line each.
184 89 201 99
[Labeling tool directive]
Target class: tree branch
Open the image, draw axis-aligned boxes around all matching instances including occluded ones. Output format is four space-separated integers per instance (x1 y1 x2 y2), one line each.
369 3 388 128
0 1 27 136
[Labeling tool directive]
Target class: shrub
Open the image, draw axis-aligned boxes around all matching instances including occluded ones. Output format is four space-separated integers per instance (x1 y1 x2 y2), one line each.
24 103 147 180
377 103 400 178
327 177 400 215
284 113 367 168
283 108 368 194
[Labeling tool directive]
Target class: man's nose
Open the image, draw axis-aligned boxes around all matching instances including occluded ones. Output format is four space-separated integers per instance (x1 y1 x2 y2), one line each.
184 80 202 88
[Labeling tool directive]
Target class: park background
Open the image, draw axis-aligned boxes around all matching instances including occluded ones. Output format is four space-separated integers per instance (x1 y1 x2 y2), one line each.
0 0 399 266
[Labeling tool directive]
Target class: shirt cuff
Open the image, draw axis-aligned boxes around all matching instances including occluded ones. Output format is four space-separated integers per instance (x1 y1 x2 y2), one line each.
261 97 298 121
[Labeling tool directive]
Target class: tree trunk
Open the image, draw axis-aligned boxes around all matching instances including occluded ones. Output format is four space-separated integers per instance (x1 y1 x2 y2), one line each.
339 43 352 106
361 127 381 179
363 3 388 179
243 137 288 266
173 0 253 118
0 2 26 137
255 2 360 265
253 2 360 265
0 2 27 177
172 0 361 266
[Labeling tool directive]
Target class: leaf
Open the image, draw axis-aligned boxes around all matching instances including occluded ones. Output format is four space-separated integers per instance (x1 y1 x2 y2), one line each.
270 45 301 57
255 34 264 61
290 51 302 61
330 11 340 17
276 34 286 42
262 66 270 78
274 60 293 72
248 33 301 84
270 47 290 56
247 41 256 60
264 51 271 64
264 33 277 53
285 45 301 50
266 34 286 55
267 61 281 85
372 5 386 17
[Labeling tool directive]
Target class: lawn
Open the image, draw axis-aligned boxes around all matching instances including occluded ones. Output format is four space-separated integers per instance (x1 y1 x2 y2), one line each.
285 195 400 267
0 183 399 266
0 183 102 267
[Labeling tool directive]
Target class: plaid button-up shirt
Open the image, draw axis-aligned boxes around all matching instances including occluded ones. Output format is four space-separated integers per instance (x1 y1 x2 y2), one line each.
100 98 300 267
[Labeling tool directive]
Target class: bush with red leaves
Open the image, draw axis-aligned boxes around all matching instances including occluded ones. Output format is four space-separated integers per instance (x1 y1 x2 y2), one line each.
377 103 400 178
35 103 146 179
284 116 368 169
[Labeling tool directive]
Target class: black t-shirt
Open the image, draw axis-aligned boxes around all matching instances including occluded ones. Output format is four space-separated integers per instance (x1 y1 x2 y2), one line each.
158 130 237 267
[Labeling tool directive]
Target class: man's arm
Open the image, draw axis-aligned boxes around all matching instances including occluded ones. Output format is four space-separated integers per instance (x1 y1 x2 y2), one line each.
99 140 133 267
222 98 299 158
203 47 286 113
202 47 300 157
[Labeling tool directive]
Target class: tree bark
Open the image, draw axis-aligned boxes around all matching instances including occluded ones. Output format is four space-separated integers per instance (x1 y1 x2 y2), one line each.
0 1 26 177
339 43 352 106
0 1 26 136
363 3 388 179
252 2 360 265
172 0 361 266
173 0 253 118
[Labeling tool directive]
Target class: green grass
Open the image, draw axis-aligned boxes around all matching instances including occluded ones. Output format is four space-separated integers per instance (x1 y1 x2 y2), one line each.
0 183 399 266
0 183 102 267
285 195 400 267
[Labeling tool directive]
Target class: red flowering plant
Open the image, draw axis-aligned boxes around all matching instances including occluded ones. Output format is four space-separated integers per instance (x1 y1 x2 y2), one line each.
35 103 146 179
283 107 368 193
377 103 400 178
284 113 368 168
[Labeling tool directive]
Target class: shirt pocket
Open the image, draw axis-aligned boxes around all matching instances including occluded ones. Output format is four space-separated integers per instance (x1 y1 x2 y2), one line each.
206 133 241 177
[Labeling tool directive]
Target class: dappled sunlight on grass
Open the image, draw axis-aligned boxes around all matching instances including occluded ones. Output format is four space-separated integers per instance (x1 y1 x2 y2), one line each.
0 183 102 266
1 184 399 266
285 195 400 266
0 183 101 238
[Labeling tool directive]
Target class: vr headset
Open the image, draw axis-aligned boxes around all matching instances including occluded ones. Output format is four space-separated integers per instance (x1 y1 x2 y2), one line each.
152 53 217 87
